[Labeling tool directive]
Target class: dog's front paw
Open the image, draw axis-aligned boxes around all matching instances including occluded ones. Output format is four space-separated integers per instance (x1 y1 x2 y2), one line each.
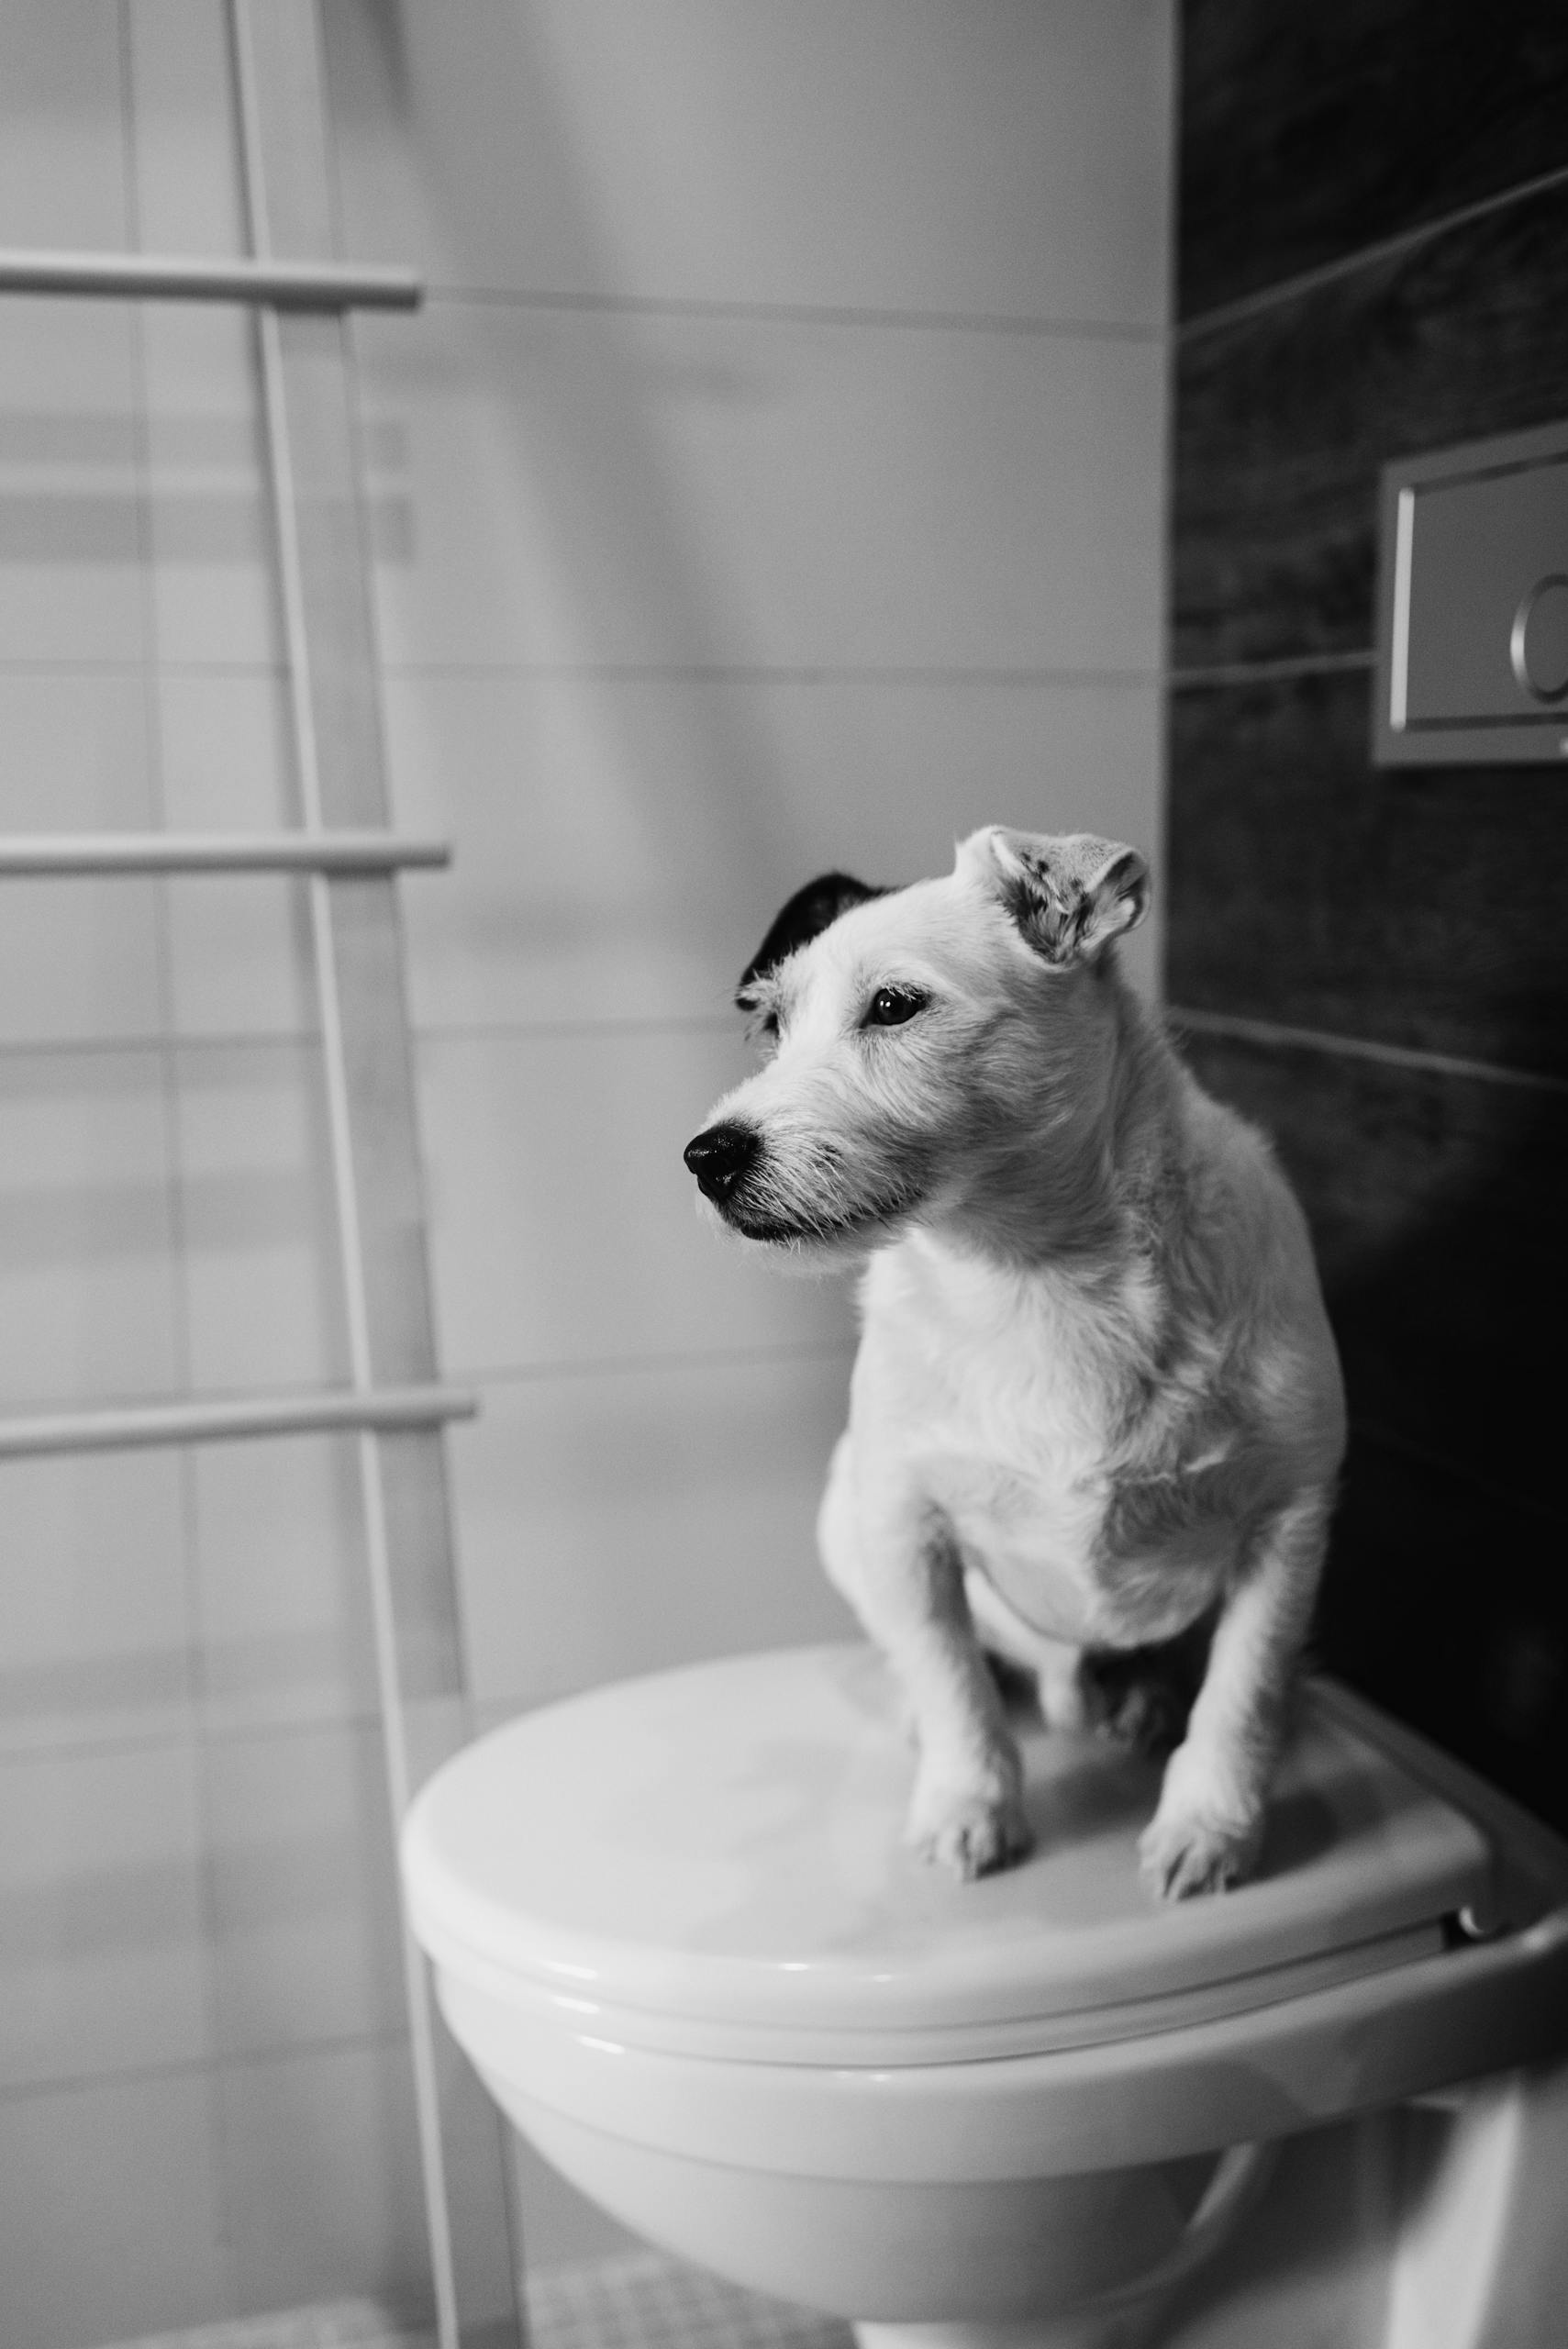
907 1783 1033 1880
1138 1803 1262 1901
1139 1736 1266 1900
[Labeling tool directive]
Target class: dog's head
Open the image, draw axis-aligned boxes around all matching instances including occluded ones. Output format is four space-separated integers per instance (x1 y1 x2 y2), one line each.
683 825 1151 1264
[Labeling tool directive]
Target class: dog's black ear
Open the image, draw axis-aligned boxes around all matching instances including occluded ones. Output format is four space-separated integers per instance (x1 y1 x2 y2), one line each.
975 829 1150 966
737 873 888 999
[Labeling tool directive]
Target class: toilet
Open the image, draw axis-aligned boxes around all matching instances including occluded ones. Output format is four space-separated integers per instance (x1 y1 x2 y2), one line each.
401 1644 1568 2347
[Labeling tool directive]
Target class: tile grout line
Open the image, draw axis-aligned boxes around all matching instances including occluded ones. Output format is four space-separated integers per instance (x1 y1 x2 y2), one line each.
420 278 1165 345
1177 155 1568 342
1169 1004 1568 1097
0 1014 725 1059
457 1336 857 1388
0 2022 412 2110
115 7 232 2180
113 14 255 2263
1167 648 1373 690
1350 1417 1568 1531
374 660 1165 689
0 654 1164 689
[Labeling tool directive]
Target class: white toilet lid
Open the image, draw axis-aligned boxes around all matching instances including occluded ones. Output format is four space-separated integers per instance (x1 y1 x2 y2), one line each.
402 1644 1496 2065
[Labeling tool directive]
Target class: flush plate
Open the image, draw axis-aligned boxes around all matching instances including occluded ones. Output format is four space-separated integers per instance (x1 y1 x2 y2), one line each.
1373 417 1568 766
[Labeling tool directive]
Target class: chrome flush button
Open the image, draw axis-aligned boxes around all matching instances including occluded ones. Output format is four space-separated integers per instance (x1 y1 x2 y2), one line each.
1510 574 1568 705
1373 417 1568 764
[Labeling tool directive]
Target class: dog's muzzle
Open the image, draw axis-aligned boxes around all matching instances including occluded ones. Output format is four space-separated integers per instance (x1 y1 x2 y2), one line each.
684 1121 761 1206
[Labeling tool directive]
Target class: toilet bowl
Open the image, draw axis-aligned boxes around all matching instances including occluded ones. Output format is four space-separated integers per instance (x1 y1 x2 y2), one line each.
401 1645 1568 2347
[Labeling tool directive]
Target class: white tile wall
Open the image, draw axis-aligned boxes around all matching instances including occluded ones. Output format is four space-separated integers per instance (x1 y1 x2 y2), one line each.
0 1737 208 2090
324 0 1172 328
173 1040 347 1394
127 0 249 259
157 672 316 1041
0 2068 232 2349
0 300 145 667
0 0 1173 2330
0 1447 192 1755
214 2038 433 2317
141 304 284 673
0 2 130 250
0 1048 182 1410
452 1353 858 1714
205 1723 406 2057
0 670 162 1046
417 1024 857 1375
357 304 1165 676
386 670 1164 1031
193 1435 376 1735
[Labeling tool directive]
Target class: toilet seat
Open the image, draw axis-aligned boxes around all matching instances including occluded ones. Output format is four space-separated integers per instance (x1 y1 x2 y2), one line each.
405 1643 1501 2072
406 1643 1568 2194
405 1645 1568 2331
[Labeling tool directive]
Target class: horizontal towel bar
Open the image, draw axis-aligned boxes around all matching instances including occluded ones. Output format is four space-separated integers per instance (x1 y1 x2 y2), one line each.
0 1383 480 1462
0 249 421 311
0 831 451 876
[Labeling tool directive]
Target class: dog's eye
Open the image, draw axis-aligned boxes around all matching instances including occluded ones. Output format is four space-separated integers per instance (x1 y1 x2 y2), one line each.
738 988 781 1042
863 986 926 1029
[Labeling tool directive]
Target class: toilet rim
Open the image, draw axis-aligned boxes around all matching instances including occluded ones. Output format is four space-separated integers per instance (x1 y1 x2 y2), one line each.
402 1655 1568 2073
430 1897 1568 2184
409 1890 1451 2069
400 1653 1540 2057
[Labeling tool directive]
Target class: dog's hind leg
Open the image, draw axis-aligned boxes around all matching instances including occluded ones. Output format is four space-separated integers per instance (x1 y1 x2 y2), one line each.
1080 1614 1214 1758
819 1438 1032 1880
1139 1483 1332 1900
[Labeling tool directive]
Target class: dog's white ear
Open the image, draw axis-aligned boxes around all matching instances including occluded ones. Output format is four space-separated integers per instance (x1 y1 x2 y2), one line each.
963 828 1151 966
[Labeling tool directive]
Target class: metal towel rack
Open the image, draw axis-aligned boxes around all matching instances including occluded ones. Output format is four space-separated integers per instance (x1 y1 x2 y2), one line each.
0 6 522 2344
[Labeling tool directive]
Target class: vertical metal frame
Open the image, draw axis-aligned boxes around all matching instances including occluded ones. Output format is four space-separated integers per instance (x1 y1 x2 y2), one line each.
226 6 525 2341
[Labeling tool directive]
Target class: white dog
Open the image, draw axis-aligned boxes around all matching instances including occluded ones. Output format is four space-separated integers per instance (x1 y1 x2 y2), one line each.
684 828 1345 1898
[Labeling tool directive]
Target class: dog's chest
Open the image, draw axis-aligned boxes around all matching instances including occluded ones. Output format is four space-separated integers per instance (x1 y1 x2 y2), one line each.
862 1248 1140 1638
925 1334 1117 1632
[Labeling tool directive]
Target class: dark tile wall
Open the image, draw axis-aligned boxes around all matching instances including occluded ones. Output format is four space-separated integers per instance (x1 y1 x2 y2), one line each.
1179 0 1568 321
1168 8 1568 1826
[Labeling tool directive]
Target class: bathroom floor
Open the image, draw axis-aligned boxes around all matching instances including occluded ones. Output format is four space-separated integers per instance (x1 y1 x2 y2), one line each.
109 2248 855 2349
526 2250 854 2348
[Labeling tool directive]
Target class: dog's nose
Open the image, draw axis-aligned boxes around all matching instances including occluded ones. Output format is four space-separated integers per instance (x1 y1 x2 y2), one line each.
684 1121 760 1201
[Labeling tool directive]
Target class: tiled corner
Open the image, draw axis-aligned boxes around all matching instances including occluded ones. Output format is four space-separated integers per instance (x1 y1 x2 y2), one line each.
450 1351 858 1714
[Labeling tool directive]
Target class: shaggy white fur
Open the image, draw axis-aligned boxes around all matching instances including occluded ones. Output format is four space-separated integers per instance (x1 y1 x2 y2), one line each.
686 827 1346 1898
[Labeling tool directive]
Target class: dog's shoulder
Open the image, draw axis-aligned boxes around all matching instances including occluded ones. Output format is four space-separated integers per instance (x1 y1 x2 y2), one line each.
1161 1061 1345 1468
